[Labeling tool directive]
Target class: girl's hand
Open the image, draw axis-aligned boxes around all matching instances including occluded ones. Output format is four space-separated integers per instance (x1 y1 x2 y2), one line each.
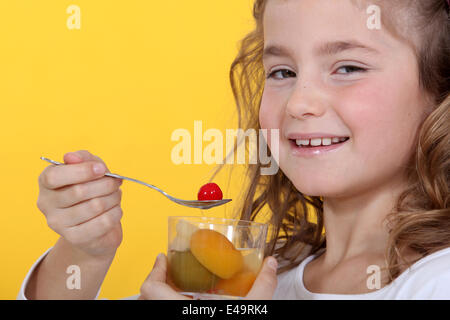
138 254 278 300
37 150 124 258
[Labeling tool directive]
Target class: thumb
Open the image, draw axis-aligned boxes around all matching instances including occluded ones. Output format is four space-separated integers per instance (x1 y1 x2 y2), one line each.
245 256 278 300
146 253 168 283
138 254 167 300
139 253 190 300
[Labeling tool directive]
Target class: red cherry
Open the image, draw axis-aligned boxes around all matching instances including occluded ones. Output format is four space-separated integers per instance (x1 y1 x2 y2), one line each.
197 183 223 201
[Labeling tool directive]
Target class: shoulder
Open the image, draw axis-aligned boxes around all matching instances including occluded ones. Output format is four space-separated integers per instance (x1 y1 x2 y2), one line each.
275 246 324 285
394 247 450 299
408 247 450 279
273 262 303 299
273 250 319 300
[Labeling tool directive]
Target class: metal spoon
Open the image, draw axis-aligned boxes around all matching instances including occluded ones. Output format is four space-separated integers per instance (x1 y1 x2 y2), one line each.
40 157 231 210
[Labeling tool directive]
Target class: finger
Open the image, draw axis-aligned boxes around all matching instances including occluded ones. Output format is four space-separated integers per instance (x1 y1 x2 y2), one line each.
63 205 123 244
245 256 278 300
39 160 107 190
64 150 101 164
145 253 190 300
63 152 83 164
140 254 190 300
147 253 168 283
52 176 122 208
60 189 122 227
65 150 112 173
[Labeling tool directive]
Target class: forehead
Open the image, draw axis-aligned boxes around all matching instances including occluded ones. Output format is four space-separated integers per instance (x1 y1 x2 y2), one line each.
263 0 367 31
263 0 397 55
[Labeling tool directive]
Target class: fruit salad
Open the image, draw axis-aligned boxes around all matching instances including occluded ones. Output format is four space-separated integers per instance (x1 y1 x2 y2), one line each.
167 184 266 298
167 217 266 298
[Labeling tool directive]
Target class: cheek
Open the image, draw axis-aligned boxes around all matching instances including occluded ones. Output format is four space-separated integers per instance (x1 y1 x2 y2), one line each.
259 90 283 130
259 90 285 152
341 76 422 166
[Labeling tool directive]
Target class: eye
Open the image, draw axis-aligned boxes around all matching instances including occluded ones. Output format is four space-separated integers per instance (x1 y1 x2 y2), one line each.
266 68 296 80
335 65 367 74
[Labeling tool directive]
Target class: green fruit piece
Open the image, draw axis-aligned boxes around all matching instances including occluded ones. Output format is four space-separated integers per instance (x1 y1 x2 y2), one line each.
168 250 218 292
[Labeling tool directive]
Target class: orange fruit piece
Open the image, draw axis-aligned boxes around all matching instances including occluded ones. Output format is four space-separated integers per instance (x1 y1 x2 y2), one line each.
190 229 243 279
214 271 257 297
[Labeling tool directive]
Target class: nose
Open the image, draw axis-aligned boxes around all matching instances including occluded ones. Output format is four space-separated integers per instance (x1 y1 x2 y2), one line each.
285 82 326 120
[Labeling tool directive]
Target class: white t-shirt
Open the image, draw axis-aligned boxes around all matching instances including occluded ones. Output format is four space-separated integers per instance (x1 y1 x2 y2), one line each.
18 246 450 300
273 247 450 299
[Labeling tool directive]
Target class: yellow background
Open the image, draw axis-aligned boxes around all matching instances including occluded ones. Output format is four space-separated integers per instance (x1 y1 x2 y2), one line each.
0 0 256 299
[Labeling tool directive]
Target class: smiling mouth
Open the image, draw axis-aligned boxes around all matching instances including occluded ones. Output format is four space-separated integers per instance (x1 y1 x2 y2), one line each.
289 137 350 148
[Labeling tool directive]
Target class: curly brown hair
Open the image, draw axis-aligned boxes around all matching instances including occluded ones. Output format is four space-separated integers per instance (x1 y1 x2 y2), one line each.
211 0 450 283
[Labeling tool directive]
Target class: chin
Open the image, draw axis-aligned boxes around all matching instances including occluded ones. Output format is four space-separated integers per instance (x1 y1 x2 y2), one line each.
281 164 355 198
291 179 347 198
291 181 323 197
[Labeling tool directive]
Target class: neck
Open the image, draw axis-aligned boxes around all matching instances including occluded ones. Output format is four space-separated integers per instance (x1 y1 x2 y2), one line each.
320 174 408 268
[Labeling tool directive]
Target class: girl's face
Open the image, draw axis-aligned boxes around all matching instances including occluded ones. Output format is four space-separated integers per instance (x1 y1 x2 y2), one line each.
260 0 429 198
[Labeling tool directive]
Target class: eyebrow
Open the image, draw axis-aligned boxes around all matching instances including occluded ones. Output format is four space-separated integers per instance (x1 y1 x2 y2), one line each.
262 40 379 60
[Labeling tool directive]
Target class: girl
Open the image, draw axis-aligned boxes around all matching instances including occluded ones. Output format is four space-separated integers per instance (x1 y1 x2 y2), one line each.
20 0 449 299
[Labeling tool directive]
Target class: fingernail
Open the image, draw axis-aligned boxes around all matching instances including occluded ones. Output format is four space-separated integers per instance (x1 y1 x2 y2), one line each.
65 152 81 162
267 257 278 271
93 163 105 175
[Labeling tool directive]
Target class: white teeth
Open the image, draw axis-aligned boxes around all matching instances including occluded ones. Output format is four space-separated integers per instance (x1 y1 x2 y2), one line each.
322 138 332 146
295 137 348 147
310 138 322 146
295 139 310 146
